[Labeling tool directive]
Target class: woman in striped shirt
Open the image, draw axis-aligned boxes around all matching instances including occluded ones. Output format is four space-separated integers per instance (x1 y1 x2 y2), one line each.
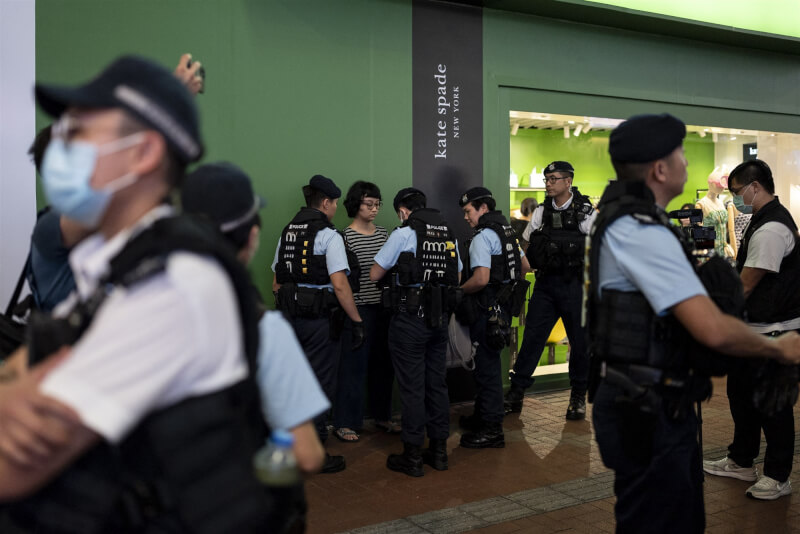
333 181 399 441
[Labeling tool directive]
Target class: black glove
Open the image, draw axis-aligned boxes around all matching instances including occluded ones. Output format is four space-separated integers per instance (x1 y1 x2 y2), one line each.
351 320 366 350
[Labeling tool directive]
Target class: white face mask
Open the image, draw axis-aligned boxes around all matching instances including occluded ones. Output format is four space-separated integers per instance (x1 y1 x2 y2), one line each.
41 133 145 227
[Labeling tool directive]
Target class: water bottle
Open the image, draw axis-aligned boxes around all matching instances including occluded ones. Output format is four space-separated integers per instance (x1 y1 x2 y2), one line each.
254 430 300 486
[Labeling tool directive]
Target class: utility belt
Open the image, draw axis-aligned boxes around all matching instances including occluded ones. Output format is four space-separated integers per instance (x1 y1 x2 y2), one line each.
591 359 702 421
382 284 461 329
455 280 529 326
276 283 338 319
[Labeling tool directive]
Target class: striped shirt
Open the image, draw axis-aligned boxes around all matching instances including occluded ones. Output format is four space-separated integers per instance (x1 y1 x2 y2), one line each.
344 226 388 306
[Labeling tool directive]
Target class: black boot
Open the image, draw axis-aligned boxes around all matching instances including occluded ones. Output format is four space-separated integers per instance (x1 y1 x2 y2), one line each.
460 422 505 449
421 438 448 471
458 412 482 433
503 384 526 414
566 391 587 420
387 442 424 477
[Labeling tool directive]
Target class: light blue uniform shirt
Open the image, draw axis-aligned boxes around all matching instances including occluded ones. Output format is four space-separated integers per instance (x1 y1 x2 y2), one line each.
271 227 350 290
374 226 463 284
256 311 330 430
598 215 707 315
469 229 501 270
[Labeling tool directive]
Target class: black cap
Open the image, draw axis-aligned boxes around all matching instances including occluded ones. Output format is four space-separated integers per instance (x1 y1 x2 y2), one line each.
459 186 493 207
393 187 425 212
182 162 265 232
609 113 686 163
35 55 203 162
308 174 341 199
543 161 574 176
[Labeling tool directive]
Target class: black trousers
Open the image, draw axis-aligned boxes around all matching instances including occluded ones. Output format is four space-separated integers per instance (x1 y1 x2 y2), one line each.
288 315 342 442
511 273 589 395
388 311 450 447
469 308 507 425
593 382 705 534
726 360 795 482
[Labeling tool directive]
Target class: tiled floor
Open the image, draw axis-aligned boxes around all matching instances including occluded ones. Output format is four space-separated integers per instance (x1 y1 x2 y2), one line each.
305 377 800 534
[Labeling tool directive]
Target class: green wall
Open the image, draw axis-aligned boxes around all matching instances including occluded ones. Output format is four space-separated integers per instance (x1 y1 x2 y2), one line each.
509 128 716 211
35 0 413 300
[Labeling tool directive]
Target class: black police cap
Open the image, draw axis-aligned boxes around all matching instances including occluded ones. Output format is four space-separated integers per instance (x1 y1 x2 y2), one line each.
459 186 493 207
35 55 203 163
182 162 265 233
609 113 686 163
309 174 341 199
543 161 574 176
393 187 425 212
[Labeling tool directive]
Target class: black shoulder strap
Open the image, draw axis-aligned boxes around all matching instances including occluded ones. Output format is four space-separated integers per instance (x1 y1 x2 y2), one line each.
108 215 260 371
5 255 31 317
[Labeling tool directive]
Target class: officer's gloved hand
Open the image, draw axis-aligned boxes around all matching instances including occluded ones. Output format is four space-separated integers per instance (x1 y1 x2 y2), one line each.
352 320 366 350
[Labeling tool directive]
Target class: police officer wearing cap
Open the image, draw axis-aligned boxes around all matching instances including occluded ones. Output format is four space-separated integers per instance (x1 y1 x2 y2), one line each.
588 113 800 533
457 187 530 449
505 161 596 419
272 175 364 474
370 188 462 477
0 56 281 532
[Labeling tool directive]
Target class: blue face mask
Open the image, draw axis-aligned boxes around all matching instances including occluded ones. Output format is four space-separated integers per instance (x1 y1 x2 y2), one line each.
732 183 755 215
41 134 143 228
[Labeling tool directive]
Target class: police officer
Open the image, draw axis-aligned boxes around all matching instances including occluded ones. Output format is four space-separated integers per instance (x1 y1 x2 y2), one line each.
457 187 530 448
0 56 279 532
588 113 800 533
506 161 596 419
703 159 799 500
369 188 462 477
272 175 365 474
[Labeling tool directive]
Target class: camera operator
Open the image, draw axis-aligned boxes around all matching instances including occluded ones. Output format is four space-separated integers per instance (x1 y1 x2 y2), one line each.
703 159 799 500
588 114 800 533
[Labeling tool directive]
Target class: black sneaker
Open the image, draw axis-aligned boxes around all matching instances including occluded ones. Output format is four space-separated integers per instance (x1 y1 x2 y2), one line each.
320 453 346 474
503 385 525 414
566 394 586 420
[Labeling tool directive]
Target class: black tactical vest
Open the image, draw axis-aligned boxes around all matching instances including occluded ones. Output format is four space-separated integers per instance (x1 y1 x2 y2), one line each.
395 208 459 287
735 198 800 324
471 210 523 284
14 215 279 534
527 187 593 275
275 208 335 286
588 180 742 381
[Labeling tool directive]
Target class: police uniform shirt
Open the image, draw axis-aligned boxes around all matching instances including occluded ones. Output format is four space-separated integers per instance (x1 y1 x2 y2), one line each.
256 311 331 430
741 221 800 332
374 226 463 281
522 192 597 242
470 228 526 272
270 227 350 289
41 205 248 444
598 215 707 315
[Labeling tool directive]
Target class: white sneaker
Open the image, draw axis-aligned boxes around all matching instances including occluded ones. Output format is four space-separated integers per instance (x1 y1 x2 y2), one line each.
702 457 759 482
746 476 793 500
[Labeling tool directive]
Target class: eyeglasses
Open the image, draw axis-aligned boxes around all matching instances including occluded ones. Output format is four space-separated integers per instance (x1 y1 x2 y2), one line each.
362 201 383 210
542 175 569 184
729 182 752 196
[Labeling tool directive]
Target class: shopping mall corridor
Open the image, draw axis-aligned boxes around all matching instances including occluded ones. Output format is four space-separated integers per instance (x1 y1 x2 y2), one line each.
305 377 800 533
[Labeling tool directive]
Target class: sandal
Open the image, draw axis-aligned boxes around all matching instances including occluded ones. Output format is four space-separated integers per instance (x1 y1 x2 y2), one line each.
375 420 402 434
334 427 360 442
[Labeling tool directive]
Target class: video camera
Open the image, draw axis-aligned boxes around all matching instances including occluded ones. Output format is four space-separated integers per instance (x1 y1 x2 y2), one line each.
668 208 716 250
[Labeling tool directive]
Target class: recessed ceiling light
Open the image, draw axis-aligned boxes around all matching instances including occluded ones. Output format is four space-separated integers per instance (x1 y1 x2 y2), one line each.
568 120 575 124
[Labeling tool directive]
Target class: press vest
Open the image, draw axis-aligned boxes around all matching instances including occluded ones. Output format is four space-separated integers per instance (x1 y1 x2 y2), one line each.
736 198 800 324
470 210 523 284
527 187 593 275
14 215 277 534
395 208 459 287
